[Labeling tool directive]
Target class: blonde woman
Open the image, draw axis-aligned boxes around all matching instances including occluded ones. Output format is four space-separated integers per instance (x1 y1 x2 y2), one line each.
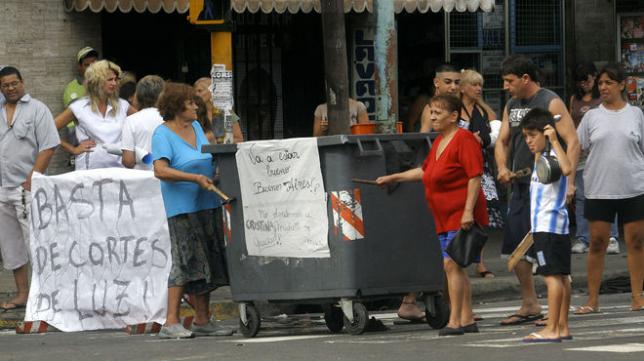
459 69 502 278
55 60 136 169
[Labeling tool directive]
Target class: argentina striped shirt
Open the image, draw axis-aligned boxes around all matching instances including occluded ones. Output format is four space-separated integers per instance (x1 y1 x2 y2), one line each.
530 149 569 235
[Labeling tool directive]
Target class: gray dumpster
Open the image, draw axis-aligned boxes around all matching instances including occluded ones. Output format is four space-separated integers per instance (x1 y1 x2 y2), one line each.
203 133 448 337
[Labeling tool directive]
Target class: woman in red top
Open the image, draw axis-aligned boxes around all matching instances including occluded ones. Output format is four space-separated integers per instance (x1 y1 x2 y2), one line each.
377 94 488 336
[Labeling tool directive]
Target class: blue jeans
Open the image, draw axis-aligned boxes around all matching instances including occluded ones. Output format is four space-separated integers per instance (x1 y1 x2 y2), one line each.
575 169 618 245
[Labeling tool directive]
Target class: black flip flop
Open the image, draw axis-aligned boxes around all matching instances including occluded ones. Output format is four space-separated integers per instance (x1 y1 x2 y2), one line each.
499 313 543 326
393 317 427 325
478 270 495 278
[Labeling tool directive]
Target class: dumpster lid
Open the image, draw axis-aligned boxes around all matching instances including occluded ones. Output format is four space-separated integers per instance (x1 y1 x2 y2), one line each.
202 133 437 154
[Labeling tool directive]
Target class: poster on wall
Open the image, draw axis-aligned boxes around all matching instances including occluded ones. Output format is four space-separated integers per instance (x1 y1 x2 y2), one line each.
621 43 644 73
618 13 644 107
626 76 644 107
620 15 644 39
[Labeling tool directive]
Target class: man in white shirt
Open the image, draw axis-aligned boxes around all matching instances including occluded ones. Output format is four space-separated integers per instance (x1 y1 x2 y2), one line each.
121 75 165 170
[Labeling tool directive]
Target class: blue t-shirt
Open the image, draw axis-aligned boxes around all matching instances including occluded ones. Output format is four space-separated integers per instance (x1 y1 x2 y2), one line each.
152 121 220 218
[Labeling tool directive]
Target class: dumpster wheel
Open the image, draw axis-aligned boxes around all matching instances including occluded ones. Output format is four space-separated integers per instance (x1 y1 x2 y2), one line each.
424 294 450 329
323 306 344 333
343 302 368 335
239 304 261 338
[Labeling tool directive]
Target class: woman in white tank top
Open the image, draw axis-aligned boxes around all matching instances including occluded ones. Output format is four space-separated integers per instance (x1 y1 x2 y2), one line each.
55 60 136 170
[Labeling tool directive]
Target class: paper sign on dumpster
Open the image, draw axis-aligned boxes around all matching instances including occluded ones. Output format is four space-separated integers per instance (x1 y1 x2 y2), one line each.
25 169 171 332
235 138 330 258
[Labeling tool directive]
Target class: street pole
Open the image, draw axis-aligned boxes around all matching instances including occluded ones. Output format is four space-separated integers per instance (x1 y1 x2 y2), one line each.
373 0 398 133
320 0 350 135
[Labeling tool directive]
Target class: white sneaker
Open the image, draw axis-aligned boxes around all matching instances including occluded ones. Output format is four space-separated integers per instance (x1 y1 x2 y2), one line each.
606 237 620 255
158 324 194 339
571 239 588 254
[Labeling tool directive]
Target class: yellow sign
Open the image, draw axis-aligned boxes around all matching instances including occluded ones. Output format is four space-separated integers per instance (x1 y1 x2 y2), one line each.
188 0 225 25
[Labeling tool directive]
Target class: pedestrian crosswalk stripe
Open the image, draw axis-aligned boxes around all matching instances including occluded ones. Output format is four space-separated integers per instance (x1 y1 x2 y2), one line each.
566 343 644 353
223 335 332 343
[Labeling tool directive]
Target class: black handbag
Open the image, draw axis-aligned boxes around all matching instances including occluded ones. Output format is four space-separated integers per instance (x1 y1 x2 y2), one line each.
445 223 488 268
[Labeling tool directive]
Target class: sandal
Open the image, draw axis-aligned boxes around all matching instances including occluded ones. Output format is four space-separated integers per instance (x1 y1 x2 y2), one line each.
573 305 599 315
534 317 548 327
0 302 27 312
397 301 426 322
477 270 495 278
499 313 543 326
522 332 561 343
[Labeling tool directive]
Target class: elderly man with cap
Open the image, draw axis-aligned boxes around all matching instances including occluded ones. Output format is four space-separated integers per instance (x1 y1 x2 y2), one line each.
60 47 98 168
0 66 60 311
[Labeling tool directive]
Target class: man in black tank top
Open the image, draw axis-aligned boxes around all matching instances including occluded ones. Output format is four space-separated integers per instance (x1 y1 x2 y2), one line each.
419 64 461 133
495 55 580 326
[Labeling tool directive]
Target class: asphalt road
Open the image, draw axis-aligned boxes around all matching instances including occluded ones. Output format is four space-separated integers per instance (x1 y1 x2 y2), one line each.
1 292 643 361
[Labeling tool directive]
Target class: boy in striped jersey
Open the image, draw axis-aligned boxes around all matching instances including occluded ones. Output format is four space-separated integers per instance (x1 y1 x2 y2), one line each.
520 108 573 343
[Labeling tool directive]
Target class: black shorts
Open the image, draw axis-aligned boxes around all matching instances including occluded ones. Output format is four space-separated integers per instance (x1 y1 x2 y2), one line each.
502 183 534 259
584 193 644 224
533 232 571 276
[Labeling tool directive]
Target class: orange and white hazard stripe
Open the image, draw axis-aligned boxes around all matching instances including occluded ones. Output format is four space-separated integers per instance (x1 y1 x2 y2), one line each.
222 204 233 245
15 321 59 334
330 189 365 241
126 322 162 335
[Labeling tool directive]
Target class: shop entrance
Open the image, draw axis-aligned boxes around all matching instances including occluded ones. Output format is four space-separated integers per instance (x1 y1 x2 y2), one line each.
101 11 212 84
396 12 445 131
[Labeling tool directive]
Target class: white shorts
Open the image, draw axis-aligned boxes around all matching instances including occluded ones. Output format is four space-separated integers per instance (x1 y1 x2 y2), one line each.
0 186 30 270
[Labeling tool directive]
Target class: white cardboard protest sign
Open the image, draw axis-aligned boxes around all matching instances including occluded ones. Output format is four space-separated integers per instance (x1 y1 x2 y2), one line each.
25 169 171 332
235 138 330 258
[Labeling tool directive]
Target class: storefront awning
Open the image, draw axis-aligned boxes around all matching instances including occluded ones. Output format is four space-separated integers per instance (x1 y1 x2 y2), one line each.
231 0 495 14
63 0 190 13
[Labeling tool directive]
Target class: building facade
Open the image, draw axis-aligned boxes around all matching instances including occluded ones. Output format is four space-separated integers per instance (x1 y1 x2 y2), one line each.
1 0 640 175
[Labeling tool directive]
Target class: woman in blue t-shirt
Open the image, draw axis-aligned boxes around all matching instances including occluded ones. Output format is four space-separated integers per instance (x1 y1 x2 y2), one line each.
151 82 233 339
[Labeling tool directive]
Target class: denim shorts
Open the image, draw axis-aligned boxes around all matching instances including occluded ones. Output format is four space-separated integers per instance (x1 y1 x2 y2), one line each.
438 230 458 260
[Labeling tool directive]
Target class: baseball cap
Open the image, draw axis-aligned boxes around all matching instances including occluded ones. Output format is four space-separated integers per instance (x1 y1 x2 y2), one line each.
77 47 98 63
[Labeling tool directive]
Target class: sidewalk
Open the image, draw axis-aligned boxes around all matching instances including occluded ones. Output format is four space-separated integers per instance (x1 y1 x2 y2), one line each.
0 229 631 328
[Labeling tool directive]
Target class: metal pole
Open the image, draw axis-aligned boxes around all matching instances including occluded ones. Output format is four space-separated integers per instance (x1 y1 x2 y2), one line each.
373 0 398 133
320 0 350 135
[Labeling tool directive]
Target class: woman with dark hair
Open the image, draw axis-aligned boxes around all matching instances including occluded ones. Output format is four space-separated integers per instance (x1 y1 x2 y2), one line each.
574 64 644 314
193 95 215 143
151 82 233 339
377 94 488 336
194 77 243 143
569 62 621 255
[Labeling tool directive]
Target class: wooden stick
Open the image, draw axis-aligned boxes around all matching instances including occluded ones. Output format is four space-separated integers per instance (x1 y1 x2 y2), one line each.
510 167 532 179
352 178 379 185
507 232 534 272
207 184 233 203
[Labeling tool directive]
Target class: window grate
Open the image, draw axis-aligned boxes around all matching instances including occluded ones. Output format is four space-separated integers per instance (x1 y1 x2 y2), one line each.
233 12 285 140
515 0 561 46
450 11 479 48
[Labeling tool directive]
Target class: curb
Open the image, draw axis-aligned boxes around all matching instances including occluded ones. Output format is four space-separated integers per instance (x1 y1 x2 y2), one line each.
126 302 239 335
0 319 22 330
126 316 193 335
470 269 631 302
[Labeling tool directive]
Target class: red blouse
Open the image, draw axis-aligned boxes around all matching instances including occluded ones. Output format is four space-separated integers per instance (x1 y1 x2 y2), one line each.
422 128 489 233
